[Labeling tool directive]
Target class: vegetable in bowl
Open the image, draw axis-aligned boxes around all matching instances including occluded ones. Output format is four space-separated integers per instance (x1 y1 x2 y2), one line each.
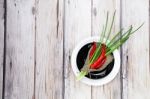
77 11 144 81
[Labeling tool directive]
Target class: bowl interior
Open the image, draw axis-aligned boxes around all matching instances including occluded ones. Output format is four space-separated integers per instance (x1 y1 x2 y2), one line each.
76 42 115 79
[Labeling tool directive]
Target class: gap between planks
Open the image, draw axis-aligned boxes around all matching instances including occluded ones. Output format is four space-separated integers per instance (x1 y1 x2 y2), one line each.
2 0 7 98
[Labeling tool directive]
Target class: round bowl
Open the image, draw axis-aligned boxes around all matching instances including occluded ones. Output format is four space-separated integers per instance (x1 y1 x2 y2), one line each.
71 36 120 86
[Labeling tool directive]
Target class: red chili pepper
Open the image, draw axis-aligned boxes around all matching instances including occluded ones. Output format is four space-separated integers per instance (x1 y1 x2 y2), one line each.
90 44 106 69
93 56 106 69
89 42 96 59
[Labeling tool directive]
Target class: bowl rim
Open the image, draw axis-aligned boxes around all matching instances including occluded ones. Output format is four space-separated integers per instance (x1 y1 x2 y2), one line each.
71 36 120 86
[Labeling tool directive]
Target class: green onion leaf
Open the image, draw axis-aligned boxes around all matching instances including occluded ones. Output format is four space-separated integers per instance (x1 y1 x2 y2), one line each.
105 11 116 43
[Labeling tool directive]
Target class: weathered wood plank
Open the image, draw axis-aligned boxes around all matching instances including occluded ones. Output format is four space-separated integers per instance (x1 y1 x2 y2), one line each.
122 0 150 99
4 0 35 99
91 0 121 99
35 0 64 99
64 0 91 99
0 0 4 98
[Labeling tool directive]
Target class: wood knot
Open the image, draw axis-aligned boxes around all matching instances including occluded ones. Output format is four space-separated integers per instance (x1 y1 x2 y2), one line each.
32 7 36 15
93 8 97 16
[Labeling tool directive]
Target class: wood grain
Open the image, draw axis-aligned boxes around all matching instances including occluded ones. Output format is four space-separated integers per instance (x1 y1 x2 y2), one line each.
0 0 4 98
91 0 121 99
0 0 150 99
122 0 150 99
4 0 35 99
64 0 91 99
35 0 64 99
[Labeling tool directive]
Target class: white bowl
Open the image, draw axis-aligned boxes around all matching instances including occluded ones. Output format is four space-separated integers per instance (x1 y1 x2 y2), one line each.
71 36 120 86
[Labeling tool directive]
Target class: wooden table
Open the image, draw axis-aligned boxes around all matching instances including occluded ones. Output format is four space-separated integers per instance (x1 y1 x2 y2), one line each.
0 0 150 99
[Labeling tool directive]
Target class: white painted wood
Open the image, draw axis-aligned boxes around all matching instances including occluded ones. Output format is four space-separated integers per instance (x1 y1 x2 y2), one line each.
0 0 4 98
1 0 150 99
64 0 91 99
92 0 121 99
35 0 64 99
4 0 35 99
122 0 150 99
